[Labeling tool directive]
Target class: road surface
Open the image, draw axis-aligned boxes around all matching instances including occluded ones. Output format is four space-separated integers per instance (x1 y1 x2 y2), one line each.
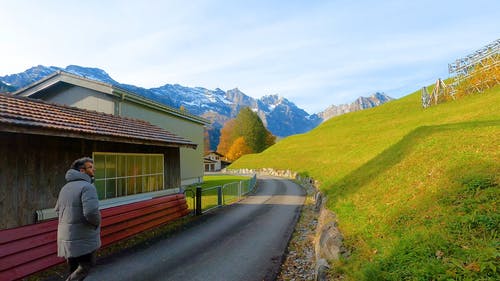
86 176 305 281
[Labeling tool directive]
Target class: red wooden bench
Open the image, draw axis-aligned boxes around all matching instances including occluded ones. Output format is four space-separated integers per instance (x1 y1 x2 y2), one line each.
0 193 190 281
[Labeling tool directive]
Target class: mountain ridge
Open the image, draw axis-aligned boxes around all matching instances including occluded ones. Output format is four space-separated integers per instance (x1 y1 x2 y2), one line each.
1 65 393 149
318 92 393 121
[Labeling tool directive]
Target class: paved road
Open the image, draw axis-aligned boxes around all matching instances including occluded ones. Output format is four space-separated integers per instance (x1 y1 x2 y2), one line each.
86 176 305 281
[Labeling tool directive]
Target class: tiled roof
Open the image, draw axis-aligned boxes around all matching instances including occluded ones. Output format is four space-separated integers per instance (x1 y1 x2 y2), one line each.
204 150 225 157
203 158 218 163
0 94 197 148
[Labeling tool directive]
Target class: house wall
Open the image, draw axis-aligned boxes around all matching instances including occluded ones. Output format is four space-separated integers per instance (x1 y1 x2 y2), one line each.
120 102 204 186
44 86 115 114
0 132 180 229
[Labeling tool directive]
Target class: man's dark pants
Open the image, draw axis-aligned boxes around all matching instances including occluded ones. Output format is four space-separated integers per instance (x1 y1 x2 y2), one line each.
66 251 96 281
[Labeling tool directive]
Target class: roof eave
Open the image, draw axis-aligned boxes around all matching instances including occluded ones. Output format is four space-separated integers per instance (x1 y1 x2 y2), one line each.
14 71 114 97
0 123 198 149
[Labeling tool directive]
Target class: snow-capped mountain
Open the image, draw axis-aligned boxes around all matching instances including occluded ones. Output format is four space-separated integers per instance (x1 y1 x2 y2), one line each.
0 81 15 93
1 65 60 89
1 65 393 149
150 86 322 148
318 93 393 121
0 65 322 149
259 95 321 137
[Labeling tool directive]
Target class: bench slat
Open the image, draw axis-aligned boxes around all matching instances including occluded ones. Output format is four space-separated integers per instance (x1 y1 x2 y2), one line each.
102 198 186 227
0 231 56 259
101 194 184 218
0 242 56 272
0 219 58 245
101 210 189 247
101 203 187 237
0 254 64 281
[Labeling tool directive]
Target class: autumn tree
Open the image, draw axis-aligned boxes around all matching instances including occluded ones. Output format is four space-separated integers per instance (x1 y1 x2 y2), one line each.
217 107 275 158
217 119 236 156
226 137 252 161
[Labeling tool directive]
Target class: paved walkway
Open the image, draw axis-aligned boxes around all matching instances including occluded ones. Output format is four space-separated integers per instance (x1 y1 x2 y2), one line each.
86 176 305 281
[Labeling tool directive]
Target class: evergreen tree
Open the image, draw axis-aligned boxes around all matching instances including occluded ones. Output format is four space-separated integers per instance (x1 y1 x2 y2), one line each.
265 130 277 148
234 107 266 152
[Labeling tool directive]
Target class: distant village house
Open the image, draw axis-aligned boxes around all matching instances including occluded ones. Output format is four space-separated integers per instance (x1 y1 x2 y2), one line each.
204 151 231 172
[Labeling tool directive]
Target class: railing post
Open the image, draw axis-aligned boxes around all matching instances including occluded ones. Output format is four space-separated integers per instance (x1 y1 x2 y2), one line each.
217 185 223 207
238 181 242 199
195 186 202 216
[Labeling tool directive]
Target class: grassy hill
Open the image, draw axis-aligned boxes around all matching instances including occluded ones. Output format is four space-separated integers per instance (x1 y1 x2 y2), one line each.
231 86 500 280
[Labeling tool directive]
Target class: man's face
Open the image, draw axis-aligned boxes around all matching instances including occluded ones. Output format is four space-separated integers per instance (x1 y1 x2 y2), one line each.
81 162 95 178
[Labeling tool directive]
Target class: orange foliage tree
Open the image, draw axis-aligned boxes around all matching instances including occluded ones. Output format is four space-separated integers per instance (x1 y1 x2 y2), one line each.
226 137 252 161
217 119 236 156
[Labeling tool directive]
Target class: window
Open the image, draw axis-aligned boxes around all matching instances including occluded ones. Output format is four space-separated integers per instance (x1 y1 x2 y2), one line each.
93 152 164 199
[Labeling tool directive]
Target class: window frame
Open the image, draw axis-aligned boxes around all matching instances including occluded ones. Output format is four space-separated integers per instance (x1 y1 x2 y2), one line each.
92 152 166 200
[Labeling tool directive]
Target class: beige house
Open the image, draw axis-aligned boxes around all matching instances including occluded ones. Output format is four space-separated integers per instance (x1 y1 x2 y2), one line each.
204 151 231 172
204 157 219 172
14 71 209 186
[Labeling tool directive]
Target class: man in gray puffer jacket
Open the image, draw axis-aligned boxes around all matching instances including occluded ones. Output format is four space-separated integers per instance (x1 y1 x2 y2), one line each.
55 157 101 281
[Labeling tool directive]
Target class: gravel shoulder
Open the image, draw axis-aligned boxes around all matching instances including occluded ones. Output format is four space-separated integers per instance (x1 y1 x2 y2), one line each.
277 182 318 281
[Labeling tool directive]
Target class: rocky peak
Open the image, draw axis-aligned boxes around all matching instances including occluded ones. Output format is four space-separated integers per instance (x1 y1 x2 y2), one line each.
260 94 281 105
1 65 58 88
319 92 393 122
64 65 118 85
225 88 255 107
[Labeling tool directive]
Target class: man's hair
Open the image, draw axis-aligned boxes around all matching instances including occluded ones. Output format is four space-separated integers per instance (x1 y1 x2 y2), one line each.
71 157 94 171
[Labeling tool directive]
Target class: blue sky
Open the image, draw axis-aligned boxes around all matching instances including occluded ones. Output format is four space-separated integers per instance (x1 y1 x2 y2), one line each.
0 0 498 113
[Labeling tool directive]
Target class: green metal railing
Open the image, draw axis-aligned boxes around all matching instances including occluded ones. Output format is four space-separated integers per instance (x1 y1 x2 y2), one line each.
184 174 257 215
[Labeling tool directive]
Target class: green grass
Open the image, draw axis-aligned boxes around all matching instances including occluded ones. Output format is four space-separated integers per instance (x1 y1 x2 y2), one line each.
201 175 251 187
230 86 500 280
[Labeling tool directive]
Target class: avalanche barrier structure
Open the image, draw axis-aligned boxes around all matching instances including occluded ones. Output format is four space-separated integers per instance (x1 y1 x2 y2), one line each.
422 38 499 108
448 38 499 91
